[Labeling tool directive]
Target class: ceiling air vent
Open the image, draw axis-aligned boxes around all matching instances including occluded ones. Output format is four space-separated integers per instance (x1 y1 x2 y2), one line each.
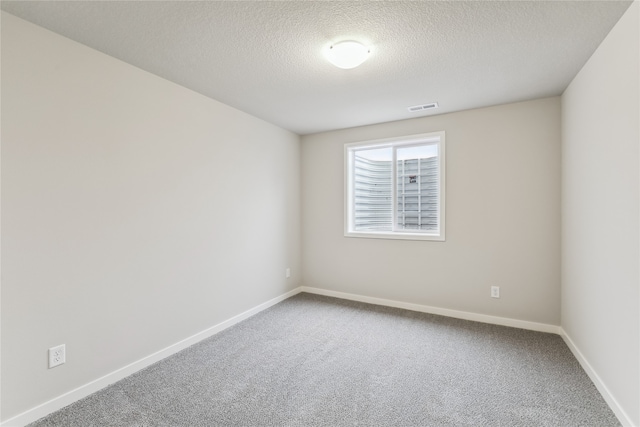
407 102 439 112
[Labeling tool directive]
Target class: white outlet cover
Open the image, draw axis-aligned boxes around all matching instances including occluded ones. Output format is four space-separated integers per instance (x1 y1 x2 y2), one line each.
49 344 66 368
491 286 500 298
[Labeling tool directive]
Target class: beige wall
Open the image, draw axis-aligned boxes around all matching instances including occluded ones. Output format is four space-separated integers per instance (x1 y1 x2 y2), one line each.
561 2 639 425
302 97 561 325
1 13 301 421
4 2 637 424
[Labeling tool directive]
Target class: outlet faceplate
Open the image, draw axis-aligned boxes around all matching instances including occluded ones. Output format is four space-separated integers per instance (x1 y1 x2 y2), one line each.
286 268 291 279
491 286 500 299
49 344 66 368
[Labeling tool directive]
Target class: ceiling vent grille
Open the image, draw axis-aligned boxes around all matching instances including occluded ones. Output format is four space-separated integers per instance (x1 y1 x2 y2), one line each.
407 102 439 112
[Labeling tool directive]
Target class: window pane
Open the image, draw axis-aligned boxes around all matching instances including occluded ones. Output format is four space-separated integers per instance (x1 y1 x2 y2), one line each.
354 148 392 231
345 131 444 241
396 144 439 231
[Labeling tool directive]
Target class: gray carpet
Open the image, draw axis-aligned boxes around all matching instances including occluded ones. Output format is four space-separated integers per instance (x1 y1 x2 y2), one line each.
29 293 619 426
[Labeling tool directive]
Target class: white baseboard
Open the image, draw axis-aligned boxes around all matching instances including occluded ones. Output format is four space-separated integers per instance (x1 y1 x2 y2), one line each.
301 286 560 334
0 287 303 427
6 287 629 427
300 287 633 426
559 328 635 427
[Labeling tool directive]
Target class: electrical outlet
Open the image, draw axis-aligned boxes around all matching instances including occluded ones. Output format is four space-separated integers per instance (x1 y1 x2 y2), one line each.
286 268 291 279
491 286 500 299
49 344 66 368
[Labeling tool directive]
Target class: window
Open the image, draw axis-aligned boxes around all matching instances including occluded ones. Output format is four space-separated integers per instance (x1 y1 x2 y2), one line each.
344 131 445 241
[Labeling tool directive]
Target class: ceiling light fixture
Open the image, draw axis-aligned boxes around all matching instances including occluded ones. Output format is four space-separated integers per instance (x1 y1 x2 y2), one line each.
325 41 370 69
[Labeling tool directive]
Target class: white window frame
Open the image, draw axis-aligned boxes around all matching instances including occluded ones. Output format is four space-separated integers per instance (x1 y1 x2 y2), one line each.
344 131 445 241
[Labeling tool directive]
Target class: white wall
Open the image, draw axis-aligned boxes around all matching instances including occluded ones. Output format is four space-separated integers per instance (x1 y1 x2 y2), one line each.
1 13 301 422
302 97 561 325
561 2 639 425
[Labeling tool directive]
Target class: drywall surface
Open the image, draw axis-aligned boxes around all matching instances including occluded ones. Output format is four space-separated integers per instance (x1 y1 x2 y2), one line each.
302 97 561 325
1 13 301 421
561 2 639 425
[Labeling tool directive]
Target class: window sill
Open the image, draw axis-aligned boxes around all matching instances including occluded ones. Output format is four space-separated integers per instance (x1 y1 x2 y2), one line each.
344 230 445 242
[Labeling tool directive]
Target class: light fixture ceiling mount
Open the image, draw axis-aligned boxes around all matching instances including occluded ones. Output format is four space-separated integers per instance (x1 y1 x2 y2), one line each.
325 41 370 69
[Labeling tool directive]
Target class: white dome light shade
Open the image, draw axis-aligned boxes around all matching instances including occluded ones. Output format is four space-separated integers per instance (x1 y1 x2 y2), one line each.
325 41 370 69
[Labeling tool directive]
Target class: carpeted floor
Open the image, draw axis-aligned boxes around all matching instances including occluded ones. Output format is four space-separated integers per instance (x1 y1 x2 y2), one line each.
29 293 619 426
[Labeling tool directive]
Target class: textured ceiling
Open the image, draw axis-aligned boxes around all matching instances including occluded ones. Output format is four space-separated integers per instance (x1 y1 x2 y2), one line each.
1 1 633 135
